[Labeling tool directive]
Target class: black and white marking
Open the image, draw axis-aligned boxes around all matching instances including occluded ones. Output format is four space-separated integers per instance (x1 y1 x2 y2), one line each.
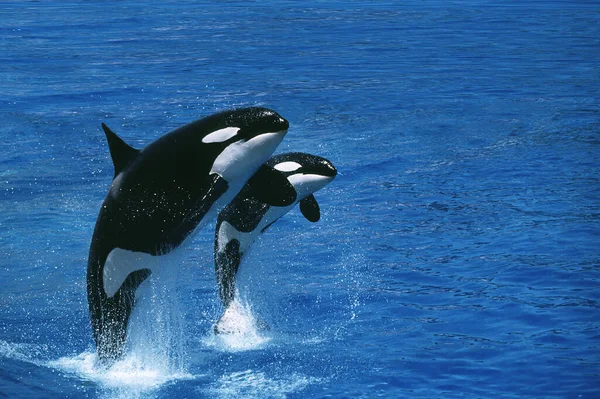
213 152 337 333
87 107 294 362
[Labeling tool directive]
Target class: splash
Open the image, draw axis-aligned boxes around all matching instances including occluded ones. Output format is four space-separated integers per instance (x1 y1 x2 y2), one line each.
123 263 189 372
0 339 194 398
49 252 195 398
0 339 47 366
47 277 194 398
204 297 271 352
206 369 320 399
50 351 194 394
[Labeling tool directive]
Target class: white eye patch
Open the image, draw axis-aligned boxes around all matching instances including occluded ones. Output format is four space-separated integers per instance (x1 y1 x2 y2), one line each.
202 127 241 144
274 161 302 172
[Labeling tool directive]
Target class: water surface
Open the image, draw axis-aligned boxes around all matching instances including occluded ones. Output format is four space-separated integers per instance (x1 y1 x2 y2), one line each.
1 1 599 398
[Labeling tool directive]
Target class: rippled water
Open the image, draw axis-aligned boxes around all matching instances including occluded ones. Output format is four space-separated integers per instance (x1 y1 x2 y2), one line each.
1 1 599 398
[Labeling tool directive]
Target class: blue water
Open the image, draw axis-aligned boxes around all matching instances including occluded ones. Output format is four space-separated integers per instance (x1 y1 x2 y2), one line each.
1 1 599 398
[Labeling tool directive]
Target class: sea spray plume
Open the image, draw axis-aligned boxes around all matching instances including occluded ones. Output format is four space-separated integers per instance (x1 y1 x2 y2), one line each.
213 152 337 333
87 108 295 363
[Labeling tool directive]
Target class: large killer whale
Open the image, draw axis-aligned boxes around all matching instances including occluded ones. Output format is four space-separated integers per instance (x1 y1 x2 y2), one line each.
213 152 337 333
87 107 296 362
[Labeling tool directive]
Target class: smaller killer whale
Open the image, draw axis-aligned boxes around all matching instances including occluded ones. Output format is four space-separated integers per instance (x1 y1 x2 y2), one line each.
87 107 296 363
213 152 337 333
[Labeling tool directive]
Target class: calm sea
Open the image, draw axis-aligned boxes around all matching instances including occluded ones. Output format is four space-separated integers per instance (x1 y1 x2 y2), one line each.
1 1 599 398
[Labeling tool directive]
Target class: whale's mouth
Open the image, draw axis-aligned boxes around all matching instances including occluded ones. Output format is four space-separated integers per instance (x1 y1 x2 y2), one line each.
270 128 288 138
289 173 336 199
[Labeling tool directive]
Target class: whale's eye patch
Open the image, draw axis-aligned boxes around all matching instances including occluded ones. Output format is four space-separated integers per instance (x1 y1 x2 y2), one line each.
274 161 302 172
202 127 241 143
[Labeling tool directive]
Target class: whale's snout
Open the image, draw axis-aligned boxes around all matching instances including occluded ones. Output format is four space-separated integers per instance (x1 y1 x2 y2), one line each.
321 159 337 179
256 108 289 137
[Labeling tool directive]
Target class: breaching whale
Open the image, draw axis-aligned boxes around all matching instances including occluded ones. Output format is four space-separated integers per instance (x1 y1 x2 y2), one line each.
213 152 337 333
87 107 296 362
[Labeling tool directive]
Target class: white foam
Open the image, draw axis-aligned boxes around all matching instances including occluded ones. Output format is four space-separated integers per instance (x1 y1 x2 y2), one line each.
206 369 320 399
204 298 271 352
0 339 194 397
49 351 196 399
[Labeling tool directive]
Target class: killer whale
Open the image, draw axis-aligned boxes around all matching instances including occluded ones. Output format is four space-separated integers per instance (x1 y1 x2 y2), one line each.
213 152 337 333
87 107 296 362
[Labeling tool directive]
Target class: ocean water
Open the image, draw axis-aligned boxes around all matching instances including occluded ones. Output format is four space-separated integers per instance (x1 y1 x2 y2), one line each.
1 1 599 398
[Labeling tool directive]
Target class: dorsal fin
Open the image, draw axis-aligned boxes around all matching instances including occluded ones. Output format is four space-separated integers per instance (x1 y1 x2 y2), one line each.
101 123 139 177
